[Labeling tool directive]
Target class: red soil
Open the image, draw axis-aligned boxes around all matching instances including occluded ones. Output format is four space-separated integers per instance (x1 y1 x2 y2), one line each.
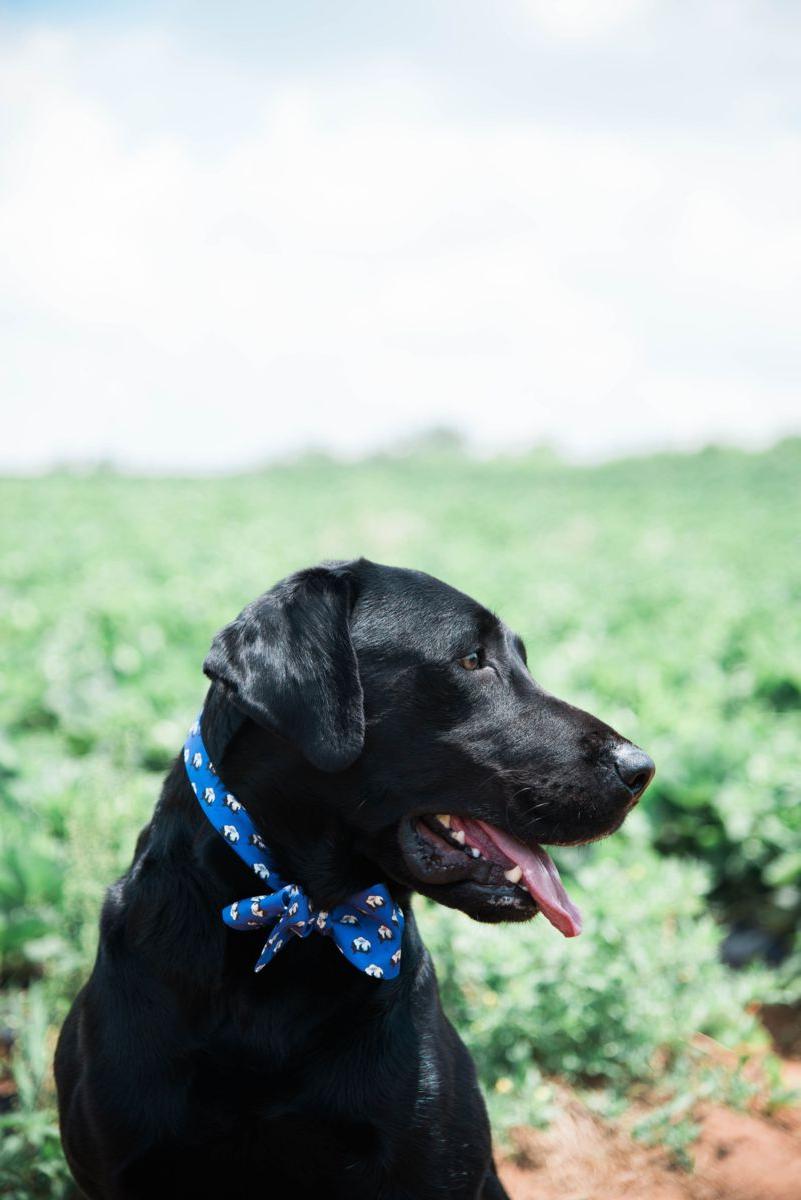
498 1065 801 1200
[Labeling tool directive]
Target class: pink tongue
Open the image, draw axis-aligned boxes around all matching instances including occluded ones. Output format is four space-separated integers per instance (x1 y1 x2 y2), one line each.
470 819 582 938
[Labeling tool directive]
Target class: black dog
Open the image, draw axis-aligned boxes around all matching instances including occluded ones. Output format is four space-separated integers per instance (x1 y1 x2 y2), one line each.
55 559 654 1200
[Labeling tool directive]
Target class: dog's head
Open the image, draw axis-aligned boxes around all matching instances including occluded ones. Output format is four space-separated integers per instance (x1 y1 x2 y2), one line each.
203 559 654 932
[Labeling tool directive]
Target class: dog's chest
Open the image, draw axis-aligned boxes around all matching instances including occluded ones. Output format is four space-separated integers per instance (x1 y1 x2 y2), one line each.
182 1003 490 1197
180 1105 489 1200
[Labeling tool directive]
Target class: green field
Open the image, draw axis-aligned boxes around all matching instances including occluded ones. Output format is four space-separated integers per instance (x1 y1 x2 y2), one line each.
1 441 799 1195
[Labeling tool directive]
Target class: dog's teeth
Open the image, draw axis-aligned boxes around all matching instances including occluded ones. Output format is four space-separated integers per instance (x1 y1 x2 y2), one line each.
504 866 523 884
437 814 451 828
470 847 480 858
453 830 466 844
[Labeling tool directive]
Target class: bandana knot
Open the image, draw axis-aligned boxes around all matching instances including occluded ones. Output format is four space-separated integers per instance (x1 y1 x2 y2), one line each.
183 717 404 980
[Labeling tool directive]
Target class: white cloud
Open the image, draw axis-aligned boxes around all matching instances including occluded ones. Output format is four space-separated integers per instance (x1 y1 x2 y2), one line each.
523 0 657 41
0 25 799 471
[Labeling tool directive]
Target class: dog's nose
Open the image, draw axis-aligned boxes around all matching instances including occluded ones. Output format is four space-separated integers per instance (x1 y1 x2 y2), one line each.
613 744 655 800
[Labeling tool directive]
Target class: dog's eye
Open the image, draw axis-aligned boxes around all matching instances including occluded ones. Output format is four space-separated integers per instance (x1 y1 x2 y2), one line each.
458 650 482 671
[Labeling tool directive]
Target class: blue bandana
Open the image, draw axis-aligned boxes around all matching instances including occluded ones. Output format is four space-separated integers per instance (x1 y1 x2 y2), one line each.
183 717 404 980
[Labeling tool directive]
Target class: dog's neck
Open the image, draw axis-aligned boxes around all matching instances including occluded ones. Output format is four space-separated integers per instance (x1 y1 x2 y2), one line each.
151 690 406 916
207 722 385 910
132 731 420 1011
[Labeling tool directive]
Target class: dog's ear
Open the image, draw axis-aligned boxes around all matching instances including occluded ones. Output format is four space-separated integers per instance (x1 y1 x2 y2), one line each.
203 565 364 772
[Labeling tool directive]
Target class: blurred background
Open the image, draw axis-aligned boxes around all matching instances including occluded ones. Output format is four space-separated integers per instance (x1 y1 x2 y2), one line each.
1 2 800 1197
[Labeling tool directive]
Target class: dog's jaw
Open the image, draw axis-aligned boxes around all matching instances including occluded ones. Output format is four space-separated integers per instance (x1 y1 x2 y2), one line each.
392 811 582 936
393 815 540 923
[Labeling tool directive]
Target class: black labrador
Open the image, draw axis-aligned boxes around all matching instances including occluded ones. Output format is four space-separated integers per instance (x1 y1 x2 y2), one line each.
55 559 654 1200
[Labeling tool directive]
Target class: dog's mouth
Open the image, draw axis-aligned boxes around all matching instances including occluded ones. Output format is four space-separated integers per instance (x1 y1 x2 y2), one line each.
397 813 582 937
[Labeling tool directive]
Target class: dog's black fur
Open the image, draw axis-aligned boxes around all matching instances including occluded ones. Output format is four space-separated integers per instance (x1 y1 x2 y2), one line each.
55 559 654 1200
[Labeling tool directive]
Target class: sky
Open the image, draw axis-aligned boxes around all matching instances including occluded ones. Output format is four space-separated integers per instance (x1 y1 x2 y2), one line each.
1 0 800 470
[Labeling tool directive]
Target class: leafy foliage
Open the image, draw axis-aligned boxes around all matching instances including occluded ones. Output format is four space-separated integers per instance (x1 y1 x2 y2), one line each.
0 989 75 1199
419 848 772 1133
